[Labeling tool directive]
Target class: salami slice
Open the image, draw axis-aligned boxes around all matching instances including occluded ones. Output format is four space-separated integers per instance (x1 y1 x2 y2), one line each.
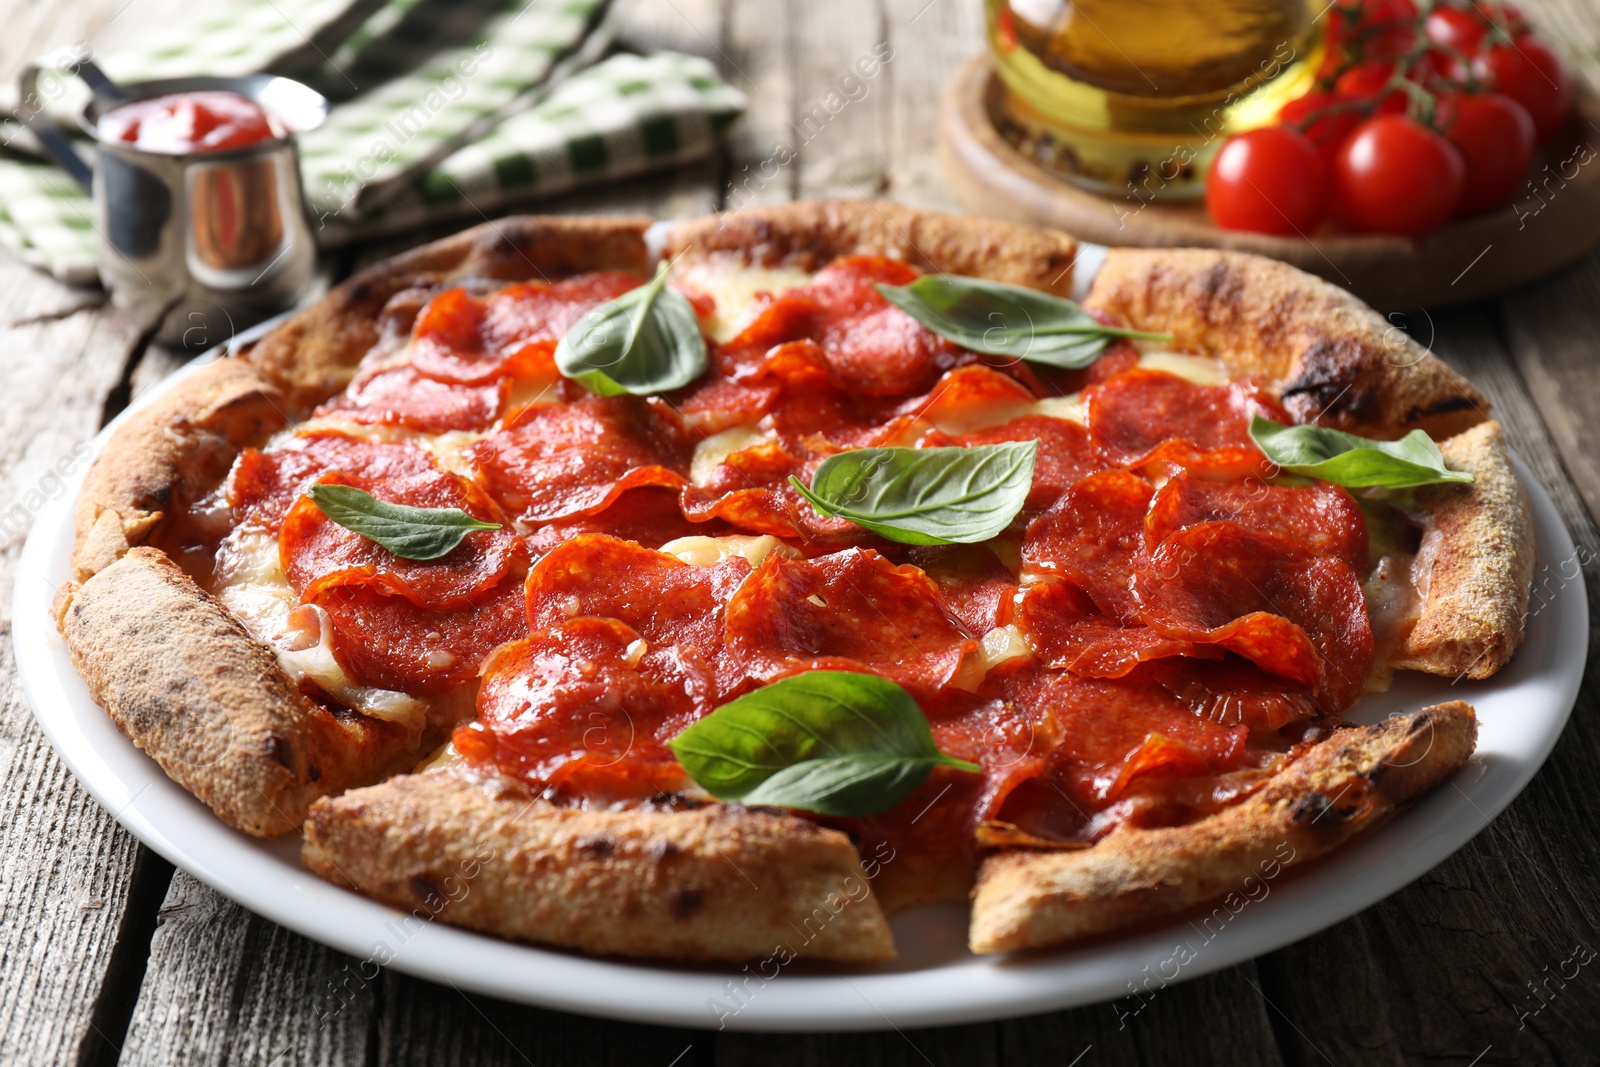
280 468 519 611
315 579 527 695
1085 368 1289 461
1134 522 1375 711
1021 469 1155 619
228 432 441 531
409 274 641 385
725 547 978 698
314 367 505 433
467 616 713 796
1147 471 1369 572
1017 579 1213 678
468 396 688 522
523 533 750 697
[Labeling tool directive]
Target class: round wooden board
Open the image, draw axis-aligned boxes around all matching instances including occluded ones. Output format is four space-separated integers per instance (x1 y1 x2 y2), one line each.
938 55 1600 308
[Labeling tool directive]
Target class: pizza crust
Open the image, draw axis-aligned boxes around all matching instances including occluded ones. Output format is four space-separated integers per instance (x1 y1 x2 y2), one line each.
1084 248 1487 440
1390 421 1535 679
53 548 425 836
968 700 1477 953
303 767 896 962
71 357 288 584
663 199 1079 295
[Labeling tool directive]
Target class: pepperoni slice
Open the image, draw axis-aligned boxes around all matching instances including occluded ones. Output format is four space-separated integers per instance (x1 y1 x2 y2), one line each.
1085 368 1290 461
467 396 689 522
952 416 1106 513
1017 579 1213 678
725 547 978 698
1134 522 1374 711
315 367 507 433
999 672 1248 814
894 365 1037 428
1147 471 1369 572
679 440 868 545
410 274 641 385
896 543 1018 634
1134 440 1275 483
526 487 724 558
523 533 750 696
467 616 713 797
1136 657 1319 735
280 467 519 611
725 257 968 399
315 579 527 695
228 432 442 531
1021 469 1154 618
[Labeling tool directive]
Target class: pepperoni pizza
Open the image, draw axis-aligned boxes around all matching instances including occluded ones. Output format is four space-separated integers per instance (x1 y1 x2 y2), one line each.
55 203 1534 962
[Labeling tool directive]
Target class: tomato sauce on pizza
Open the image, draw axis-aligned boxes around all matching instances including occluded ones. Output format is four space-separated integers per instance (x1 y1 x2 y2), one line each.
209 254 1391 892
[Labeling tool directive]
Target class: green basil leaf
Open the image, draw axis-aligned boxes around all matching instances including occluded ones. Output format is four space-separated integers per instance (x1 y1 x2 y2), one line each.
308 484 502 561
875 275 1171 368
555 262 708 396
668 670 980 817
788 441 1036 545
1248 416 1475 488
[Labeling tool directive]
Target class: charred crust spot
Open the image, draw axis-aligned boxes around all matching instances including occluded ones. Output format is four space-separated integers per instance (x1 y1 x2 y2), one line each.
574 835 616 858
264 734 294 770
347 281 375 303
670 889 704 919
1290 792 1330 825
648 840 683 862
1404 395 1479 421
307 764 321 783
407 872 446 911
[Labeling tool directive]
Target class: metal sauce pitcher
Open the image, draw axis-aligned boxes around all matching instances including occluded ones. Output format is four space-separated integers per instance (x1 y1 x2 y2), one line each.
20 50 327 347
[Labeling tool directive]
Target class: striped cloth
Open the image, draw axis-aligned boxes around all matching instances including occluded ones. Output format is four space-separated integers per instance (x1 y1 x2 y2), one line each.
0 0 744 284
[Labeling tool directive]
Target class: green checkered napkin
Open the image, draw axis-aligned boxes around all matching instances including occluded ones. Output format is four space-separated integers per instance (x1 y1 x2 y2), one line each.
0 0 744 285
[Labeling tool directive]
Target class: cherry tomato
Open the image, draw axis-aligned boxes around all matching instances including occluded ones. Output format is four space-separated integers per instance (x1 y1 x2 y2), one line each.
1424 7 1488 54
1206 127 1330 235
1334 115 1465 234
1443 92 1536 214
1474 35 1573 142
1335 61 1408 115
1279 90 1363 165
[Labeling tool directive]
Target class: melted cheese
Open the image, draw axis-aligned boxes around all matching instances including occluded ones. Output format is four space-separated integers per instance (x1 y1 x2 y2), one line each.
690 425 768 485
658 533 794 568
979 624 1032 671
213 529 427 726
1136 351 1231 385
672 258 814 343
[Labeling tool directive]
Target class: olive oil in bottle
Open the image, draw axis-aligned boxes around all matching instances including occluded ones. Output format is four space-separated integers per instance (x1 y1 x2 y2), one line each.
987 0 1323 199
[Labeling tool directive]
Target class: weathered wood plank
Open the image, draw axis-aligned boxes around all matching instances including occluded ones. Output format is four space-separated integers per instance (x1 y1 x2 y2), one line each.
1500 250 1600 531
787 0 890 201
1259 306 1600 1066
1000 965 1283 1067
116 872 373 1067
881 0 981 213
722 0 795 208
375 975 700 1067
0 250 165 1067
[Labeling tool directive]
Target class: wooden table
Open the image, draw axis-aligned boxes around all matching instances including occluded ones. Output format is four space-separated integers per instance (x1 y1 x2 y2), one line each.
2 0 1598 1063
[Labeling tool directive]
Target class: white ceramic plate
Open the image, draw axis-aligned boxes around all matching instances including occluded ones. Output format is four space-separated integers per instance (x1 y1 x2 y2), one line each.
13 329 1585 1034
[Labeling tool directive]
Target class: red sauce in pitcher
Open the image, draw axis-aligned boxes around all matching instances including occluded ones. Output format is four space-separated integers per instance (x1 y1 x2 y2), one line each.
98 91 284 153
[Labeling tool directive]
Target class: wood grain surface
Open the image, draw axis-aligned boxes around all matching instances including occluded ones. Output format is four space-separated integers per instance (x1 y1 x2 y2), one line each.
0 0 1595 1064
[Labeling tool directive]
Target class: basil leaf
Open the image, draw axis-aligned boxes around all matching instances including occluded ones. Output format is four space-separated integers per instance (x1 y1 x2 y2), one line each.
1248 416 1474 488
555 262 708 396
668 670 980 817
875 275 1171 368
788 442 1036 545
308 484 502 561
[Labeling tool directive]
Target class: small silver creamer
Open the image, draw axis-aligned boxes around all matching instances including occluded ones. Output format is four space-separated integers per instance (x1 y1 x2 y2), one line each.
20 48 327 347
